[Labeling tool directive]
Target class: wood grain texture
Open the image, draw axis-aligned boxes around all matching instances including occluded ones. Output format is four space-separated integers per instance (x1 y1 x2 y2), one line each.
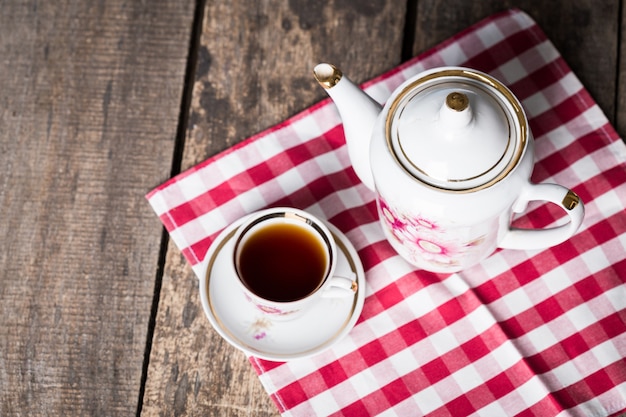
183 0 407 168
412 1 620 132
142 0 407 415
0 0 195 415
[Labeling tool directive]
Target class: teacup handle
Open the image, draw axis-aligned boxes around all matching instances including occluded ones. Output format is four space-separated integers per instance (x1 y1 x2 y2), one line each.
321 273 358 298
499 183 585 250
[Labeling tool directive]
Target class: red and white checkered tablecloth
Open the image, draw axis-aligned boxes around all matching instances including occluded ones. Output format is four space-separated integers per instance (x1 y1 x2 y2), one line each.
147 8 626 417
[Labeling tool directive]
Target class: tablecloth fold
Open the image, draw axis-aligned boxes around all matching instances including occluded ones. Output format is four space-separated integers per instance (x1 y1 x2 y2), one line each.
147 8 626 417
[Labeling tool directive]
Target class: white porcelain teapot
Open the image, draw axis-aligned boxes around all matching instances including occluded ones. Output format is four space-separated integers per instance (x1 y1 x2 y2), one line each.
313 64 584 273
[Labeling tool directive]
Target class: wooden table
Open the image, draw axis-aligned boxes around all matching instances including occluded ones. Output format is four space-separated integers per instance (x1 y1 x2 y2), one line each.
1 1 623 415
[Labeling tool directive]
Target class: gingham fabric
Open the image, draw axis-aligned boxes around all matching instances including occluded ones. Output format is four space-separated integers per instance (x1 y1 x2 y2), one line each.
147 9 626 417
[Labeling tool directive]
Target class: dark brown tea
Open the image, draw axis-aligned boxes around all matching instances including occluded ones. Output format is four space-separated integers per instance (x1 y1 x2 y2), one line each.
237 222 328 302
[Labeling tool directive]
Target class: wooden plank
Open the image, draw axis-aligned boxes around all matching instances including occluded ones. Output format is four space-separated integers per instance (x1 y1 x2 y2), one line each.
183 0 409 164
141 0 407 415
411 1 620 127
0 0 195 415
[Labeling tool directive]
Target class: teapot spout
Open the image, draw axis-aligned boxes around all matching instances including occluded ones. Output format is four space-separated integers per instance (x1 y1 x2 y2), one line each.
314 63 381 191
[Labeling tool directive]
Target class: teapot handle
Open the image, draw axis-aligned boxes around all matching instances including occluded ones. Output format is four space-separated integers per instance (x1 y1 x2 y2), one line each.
499 183 584 250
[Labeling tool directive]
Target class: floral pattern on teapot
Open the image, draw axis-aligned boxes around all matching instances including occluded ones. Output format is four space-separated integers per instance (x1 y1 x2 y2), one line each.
378 198 487 270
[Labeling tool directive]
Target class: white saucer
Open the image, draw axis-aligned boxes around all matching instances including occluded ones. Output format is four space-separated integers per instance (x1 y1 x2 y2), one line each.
198 215 365 361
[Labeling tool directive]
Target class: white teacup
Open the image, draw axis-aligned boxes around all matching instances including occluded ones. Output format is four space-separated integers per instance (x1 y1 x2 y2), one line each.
232 207 357 320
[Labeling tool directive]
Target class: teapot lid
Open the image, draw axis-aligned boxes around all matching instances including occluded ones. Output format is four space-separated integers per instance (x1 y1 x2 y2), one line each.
386 68 528 192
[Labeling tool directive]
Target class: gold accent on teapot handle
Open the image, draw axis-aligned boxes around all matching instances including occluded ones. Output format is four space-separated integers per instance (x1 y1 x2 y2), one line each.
562 190 580 210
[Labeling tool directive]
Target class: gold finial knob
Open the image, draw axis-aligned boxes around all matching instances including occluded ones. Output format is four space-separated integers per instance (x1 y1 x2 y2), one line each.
446 92 469 112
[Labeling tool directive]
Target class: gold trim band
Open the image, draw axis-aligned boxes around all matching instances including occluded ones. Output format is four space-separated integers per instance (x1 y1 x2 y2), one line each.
385 68 528 193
